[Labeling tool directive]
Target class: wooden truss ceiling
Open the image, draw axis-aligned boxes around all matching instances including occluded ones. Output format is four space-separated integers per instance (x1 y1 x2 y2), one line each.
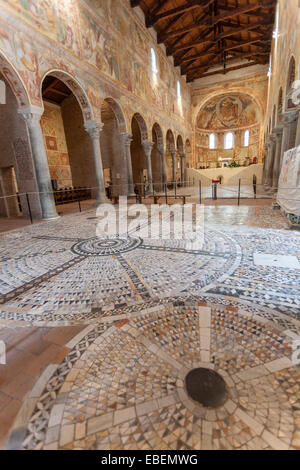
131 0 277 82
42 76 72 105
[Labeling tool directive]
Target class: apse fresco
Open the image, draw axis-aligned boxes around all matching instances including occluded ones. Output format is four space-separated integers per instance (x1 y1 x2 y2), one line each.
197 94 259 130
0 0 191 138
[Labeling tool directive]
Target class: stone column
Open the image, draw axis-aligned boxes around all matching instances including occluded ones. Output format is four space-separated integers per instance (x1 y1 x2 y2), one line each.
179 152 185 184
84 121 107 204
266 134 276 189
272 127 283 190
120 133 134 195
295 107 300 148
262 142 269 185
159 145 167 186
280 111 298 171
170 149 176 184
142 139 153 193
20 108 58 220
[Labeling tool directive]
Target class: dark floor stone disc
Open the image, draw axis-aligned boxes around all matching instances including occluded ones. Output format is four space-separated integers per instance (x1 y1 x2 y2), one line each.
185 368 227 408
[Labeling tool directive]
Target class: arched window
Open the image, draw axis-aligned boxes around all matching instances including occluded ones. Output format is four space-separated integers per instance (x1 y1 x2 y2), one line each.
224 132 234 149
209 133 216 149
244 130 250 147
177 80 181 99
150 48 158 74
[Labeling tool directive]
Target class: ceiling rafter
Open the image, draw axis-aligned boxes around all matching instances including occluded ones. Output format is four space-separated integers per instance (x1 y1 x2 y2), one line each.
146 0 215 28
182 50 271 75
187 61 266 82
160 19 272 45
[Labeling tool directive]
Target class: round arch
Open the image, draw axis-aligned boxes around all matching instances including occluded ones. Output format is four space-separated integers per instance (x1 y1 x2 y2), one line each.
40 69 94 122
103 97 127 133
152 122 164 148
132 112 148 141
0 49 30 108
193 89 264 127
177 135 184 152
195 91 264 166
166 129 175 150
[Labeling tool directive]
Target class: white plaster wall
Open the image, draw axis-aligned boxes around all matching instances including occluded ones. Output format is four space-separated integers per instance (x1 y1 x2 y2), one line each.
186 164 263 186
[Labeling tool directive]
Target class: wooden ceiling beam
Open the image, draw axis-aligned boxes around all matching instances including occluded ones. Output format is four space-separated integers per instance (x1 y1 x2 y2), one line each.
187 60 266 81
146 0 215 27
42 79 70 98
169 27 271 55
161 19 272 44
182 51 271 74
130 0 143 7
157 13 210 43
178 38 269 66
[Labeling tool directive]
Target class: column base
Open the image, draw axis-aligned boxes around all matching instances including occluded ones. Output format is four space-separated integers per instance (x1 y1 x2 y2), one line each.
42 214 60 221
94 198 111 207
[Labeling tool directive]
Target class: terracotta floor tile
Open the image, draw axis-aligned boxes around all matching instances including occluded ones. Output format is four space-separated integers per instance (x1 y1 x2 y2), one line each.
52 347 70 364
0 371 36 400
25 344 62 376
43 326 85 346
0 390 13 412
0 348 36 385
0 398 21 448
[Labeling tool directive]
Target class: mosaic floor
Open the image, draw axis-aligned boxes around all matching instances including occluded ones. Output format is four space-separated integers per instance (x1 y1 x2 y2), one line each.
1 205 300 450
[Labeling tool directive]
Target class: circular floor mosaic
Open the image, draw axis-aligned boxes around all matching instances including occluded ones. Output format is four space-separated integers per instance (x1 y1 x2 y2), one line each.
10 300 299 451
71 236 142 256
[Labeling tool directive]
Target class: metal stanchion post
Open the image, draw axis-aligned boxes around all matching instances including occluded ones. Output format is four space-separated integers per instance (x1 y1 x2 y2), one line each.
165 183 168 204
25 193 33 224
253 175 257 200
238 179 241 206
78 197 82 212
175 181 177 199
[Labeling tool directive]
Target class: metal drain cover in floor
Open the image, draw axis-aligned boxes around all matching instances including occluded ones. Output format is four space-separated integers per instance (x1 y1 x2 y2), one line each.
185 368 227 408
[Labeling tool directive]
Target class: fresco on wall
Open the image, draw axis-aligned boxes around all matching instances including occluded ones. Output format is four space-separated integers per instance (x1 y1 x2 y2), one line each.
41 102 72 187
80 8 119 80
0 0 191 145
197 94 259 130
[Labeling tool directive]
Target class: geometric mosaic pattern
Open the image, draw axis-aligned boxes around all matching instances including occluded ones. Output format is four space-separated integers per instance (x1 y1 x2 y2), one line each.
71 236 142 257
9 300 299 451
1 206 300 450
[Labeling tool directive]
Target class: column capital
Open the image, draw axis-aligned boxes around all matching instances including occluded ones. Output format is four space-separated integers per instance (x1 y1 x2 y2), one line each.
179 152 185 158
170 149 176 157
273 126 283 136
84 121 104 139
18 106 44 127
120 132 133 147
142 139 154 155
283 110 298 126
